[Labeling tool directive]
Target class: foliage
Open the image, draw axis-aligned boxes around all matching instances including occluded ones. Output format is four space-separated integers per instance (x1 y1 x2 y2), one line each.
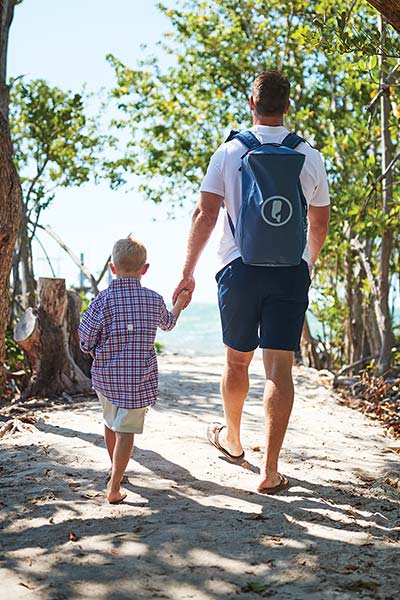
10 79 109 223
154 341 165 355
106 0 399 370
5 327 28 372
310 4 400 58
78 291 92 315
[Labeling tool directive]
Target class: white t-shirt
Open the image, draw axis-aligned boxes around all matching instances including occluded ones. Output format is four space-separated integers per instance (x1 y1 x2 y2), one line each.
200 125 330 271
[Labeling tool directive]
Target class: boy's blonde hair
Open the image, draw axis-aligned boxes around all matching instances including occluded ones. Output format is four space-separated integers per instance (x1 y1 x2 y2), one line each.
112 235 147 274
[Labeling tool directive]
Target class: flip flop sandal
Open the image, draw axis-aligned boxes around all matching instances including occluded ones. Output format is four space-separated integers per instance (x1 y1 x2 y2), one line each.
257 474 289 495
207 422 245 463
108 492 127 505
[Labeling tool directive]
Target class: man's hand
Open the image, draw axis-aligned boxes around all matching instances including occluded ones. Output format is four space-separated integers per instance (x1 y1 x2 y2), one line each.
172 191 222 309
173 275 195 307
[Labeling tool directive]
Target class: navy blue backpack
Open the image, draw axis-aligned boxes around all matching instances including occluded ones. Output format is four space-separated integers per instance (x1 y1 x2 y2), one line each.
226 130 308 267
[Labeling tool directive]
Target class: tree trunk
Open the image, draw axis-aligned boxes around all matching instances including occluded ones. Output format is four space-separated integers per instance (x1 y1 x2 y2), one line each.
14 277 92 398
67 290 92 378
377 17 395 373
367 0 400 32
0 0 22 393
300 316 322 369
19 203 37 309
0 115 21 392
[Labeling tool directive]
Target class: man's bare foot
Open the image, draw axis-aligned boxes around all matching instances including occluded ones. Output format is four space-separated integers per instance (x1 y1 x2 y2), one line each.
107 484 127 504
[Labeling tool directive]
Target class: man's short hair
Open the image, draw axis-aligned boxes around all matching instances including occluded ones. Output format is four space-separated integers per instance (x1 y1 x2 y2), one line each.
251 71 290 117
112 234 147 273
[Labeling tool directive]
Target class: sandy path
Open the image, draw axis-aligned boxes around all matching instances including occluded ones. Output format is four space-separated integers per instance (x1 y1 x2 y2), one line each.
0 353 399 600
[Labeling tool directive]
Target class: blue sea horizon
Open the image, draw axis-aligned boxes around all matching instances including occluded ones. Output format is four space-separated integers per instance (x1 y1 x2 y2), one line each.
156 301 324 356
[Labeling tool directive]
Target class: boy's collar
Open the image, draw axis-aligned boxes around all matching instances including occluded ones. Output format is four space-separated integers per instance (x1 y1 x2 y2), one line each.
110 277 141 285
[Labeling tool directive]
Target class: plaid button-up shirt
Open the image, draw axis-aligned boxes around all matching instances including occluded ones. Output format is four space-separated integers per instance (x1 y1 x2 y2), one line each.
78 278 176 409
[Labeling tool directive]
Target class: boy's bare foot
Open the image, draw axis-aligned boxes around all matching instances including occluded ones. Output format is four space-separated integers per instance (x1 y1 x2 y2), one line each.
107 483 127 504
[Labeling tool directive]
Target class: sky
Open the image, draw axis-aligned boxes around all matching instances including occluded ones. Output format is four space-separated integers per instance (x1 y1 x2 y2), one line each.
8 0 222 303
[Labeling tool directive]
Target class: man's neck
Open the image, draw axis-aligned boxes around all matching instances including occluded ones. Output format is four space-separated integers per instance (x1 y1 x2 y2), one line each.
252 115 284 127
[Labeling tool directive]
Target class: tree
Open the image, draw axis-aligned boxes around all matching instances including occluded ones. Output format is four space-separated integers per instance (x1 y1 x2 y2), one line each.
107 0 399 373
0 0 22 393
9 79 107 310
367 0 400 32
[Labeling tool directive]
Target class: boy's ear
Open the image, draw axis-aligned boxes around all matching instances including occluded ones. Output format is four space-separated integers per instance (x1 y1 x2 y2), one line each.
141 263 150 275
109 262 117 275
283 100 290 114
249 95 255 111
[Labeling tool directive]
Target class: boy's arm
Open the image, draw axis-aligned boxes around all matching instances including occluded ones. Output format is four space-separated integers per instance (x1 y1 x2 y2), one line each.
158 298 177 332
78 297 103 354
158 291 190 332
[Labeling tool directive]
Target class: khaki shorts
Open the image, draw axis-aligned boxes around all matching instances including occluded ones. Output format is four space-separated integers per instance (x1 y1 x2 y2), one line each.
96 391 147 434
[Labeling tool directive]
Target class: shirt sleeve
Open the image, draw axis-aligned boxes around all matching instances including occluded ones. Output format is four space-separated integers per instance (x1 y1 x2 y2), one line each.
158 298 177 332
309 151 330 207
78 296 104 353
199 145 225 198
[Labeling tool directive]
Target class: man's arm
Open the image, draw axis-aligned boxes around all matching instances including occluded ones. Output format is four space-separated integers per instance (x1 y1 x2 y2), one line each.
172 191 223 304
307 205 330 266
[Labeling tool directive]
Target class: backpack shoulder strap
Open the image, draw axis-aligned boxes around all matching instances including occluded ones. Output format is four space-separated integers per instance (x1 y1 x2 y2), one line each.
224 129 260 150
235 130 261 150
281 132 305 149
224 129 239 143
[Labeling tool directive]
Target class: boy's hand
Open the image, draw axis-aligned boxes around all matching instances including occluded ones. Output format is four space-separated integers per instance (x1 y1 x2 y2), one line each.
172 275 195 308
171 289 191 320
173 276 194 308
175 289 191 309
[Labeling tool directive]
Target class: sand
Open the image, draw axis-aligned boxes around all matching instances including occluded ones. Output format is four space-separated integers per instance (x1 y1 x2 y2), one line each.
0 352 399 600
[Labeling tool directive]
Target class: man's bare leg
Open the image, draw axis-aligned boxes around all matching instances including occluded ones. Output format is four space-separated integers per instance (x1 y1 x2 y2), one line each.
107 432 134 504
210 346 254 456
258 349 294 490
104 425 116 463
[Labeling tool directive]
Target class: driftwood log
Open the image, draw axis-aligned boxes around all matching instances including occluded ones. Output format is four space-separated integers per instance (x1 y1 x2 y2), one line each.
14 277 92 399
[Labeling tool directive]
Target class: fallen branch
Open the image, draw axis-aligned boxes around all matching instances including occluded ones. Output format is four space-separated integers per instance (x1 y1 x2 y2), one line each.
96 255 111 286
36 223 99 295
0 417 38 439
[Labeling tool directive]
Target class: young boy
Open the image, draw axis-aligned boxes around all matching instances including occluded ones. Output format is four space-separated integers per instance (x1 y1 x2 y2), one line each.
78 235 188 504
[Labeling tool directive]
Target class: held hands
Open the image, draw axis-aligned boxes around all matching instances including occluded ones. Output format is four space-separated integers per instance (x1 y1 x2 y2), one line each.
174 289 191 310
172 275 195 309
171 287 192 320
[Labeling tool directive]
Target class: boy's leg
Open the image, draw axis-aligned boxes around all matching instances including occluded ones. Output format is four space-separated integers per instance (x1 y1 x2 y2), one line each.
107 432 134 503
104 425 116 463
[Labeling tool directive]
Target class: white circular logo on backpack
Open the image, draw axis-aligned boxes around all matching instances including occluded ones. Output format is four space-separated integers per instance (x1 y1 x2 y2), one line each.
261 196 293 227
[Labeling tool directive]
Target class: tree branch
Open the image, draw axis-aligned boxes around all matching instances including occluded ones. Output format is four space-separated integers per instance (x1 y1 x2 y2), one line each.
96 255 111 286
366 1 400 33
36 223 99 295
366 61 400 113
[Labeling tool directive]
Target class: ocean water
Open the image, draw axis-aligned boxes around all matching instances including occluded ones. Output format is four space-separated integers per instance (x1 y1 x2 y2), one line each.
156 302 224 356
156 302 323 356
157 300 399 356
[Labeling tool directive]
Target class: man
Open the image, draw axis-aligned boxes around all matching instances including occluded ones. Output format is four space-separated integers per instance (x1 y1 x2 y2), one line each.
173 71 330 493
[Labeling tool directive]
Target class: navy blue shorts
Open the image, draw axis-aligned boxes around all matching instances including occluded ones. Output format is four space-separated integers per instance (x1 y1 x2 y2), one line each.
216 258 311 353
